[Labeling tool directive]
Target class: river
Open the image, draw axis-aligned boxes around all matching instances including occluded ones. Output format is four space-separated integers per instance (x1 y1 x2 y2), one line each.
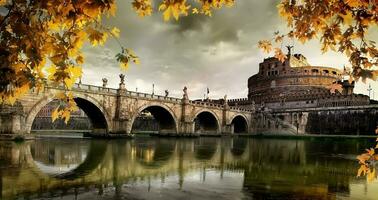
0 136 377 200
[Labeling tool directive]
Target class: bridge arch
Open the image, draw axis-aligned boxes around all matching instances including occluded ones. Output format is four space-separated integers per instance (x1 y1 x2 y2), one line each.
230 115 249 133
25 93 112 133
130 103 178 134
192 109 221 134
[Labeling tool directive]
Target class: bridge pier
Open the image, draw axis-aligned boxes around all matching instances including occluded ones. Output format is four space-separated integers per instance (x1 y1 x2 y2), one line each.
0 104 35 140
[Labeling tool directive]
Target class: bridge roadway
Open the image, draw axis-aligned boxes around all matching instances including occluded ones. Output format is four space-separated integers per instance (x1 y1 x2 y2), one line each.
0 83 254 137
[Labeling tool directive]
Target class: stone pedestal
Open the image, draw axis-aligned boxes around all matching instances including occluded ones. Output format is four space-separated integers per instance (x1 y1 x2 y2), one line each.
0 103 29 137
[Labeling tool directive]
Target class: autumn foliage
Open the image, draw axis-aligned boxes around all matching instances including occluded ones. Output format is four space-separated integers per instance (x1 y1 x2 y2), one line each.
0 0 234 122
259 0 378 85
357 127 378 182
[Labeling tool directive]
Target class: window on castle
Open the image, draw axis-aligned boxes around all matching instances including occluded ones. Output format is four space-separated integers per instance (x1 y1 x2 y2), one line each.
312 69 319 73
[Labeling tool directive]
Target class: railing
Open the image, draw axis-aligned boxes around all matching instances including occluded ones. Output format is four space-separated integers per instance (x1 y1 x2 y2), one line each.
43 83 254 113
188 100 253 112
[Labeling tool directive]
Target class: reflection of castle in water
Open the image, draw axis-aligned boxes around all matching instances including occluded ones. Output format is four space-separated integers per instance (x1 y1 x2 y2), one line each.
0 138 374 199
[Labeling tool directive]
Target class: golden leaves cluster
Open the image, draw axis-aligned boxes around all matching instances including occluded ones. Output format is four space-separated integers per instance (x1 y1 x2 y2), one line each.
259 0 378 83
0 0 121 122
257 32 287 63
116 48 140 71
327 83 343 94
132 0 153 17
51 92 78 124
357 127 378 182
131 0 234 21
0 0 233 123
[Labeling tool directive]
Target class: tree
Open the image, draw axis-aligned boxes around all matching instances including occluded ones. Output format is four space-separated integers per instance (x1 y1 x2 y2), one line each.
259 0 378 182
0 0 234 122
259 0 378 83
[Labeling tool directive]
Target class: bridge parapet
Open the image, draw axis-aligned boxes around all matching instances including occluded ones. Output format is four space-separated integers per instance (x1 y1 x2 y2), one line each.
69 83 183 103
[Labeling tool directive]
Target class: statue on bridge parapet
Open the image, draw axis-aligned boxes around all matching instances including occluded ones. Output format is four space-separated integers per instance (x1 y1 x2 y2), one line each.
102 78 108 88
165 90 169 98
223 94 229 109
223 94 228 104
183 86 188 100
119 74 126 90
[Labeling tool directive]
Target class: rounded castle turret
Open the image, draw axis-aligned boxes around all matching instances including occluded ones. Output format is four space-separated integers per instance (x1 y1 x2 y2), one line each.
248 53 344 104
226 49 370 110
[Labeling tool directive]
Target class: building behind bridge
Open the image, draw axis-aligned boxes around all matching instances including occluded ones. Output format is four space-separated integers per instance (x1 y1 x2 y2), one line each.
228 53 373 110
223 51 378 135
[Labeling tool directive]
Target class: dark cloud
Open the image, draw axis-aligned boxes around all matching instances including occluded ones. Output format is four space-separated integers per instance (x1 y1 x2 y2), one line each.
80 0 377 99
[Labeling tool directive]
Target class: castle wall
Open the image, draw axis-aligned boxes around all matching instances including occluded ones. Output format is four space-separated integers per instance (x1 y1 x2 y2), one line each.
305 108 378 135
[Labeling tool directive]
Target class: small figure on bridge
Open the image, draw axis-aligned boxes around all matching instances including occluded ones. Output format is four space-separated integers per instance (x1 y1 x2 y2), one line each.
183 86 188 100
119 74 126 90
119 74 125 84
223 94 228 105
165 90 169 98
102 78 108 88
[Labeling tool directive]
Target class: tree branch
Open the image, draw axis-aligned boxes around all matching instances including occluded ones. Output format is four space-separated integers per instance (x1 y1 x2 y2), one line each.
0 2 15 29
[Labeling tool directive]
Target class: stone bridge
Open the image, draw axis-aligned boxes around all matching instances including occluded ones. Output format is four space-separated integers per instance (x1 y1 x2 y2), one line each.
0 82 254 136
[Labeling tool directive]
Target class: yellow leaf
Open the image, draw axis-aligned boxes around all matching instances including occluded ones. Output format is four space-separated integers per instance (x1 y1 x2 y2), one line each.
134 57 141 65
159 4 167 11
274 35 284 43
345 0 366 8
69 65 82 78
111 27 120 38
367 168 376 183
367 148 375 156
6 95 16 105
163 7 172 21
120 62 129 70
274 48 287 63
327 83 343 94
340 12 353 25
76 55 84 65
5 24 12 33
0 0 7 6
64 78 74 88
192 8 199 14
258 40 272 53
87 27 108 46
51 107 60 122
62 110 71 124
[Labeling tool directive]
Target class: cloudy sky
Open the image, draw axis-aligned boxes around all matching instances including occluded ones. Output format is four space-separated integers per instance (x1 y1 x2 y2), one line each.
80 0 378 100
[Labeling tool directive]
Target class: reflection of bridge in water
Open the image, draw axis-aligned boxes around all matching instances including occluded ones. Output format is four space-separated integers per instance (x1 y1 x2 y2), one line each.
0 138 372 199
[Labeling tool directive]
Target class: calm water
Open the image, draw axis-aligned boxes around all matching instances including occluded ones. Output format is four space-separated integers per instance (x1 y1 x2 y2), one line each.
0 137 377 200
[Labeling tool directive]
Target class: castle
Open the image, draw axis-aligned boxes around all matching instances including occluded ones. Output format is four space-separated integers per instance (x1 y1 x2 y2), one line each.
228 49 371 111
225 49 378 135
